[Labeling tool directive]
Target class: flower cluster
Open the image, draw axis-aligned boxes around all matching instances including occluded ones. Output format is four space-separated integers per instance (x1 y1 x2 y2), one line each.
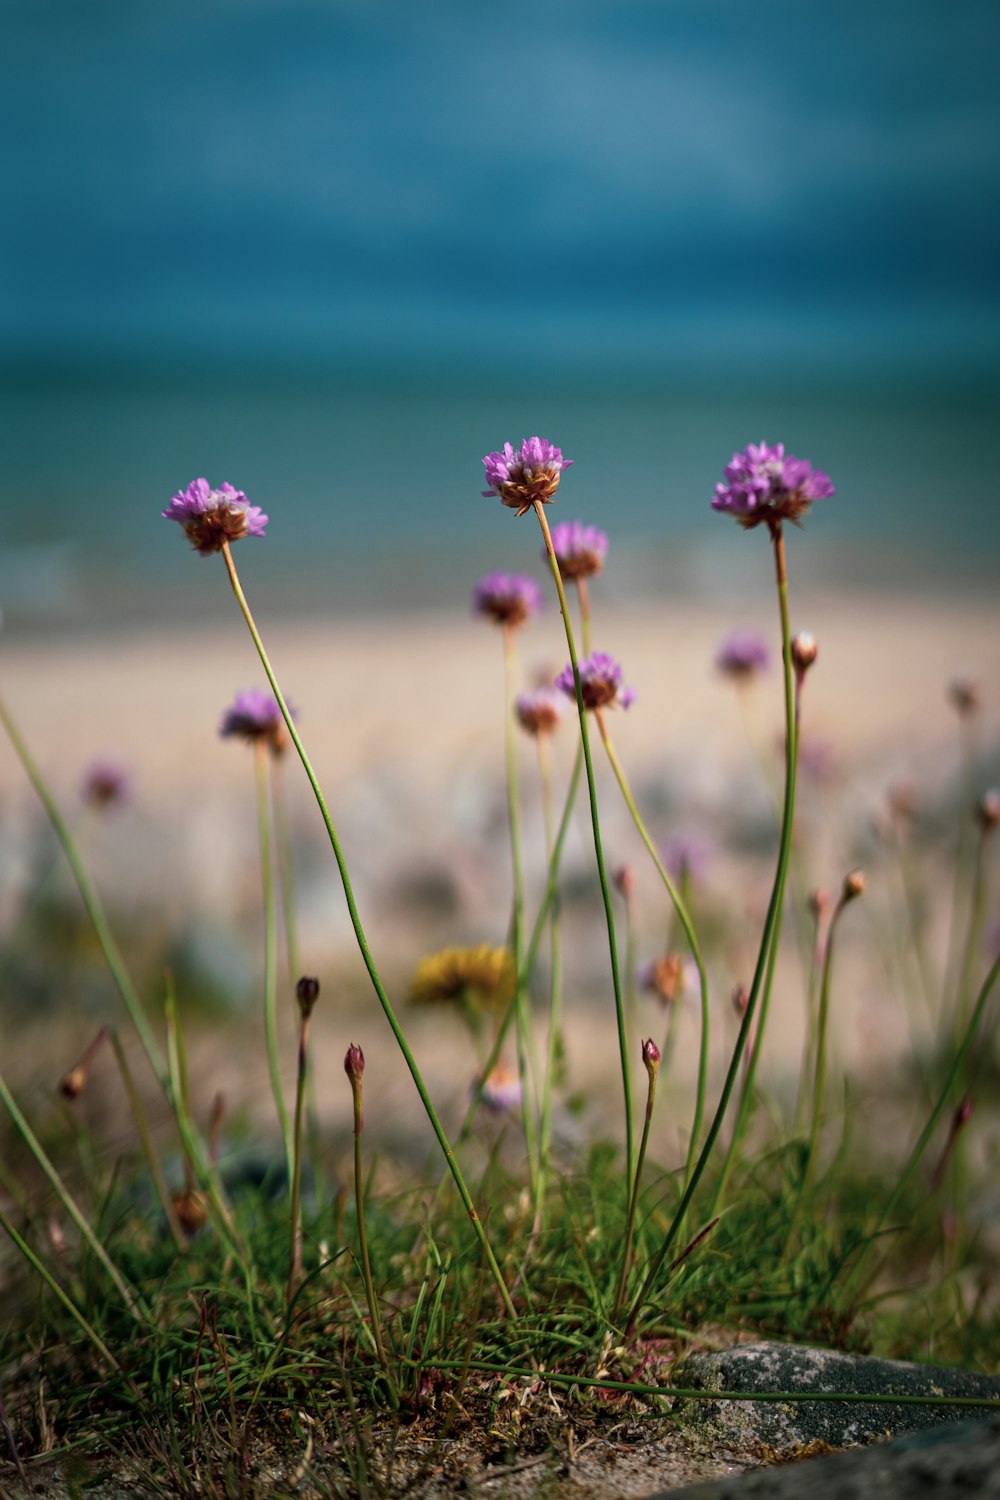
715 628 770 681
515 685 564 737
556 652 635 712
548 520 608 580
472 571 543 628
162 478 269 555
482 438 573 516
712 443 834 530
410 945 516 1013
220 689 294 754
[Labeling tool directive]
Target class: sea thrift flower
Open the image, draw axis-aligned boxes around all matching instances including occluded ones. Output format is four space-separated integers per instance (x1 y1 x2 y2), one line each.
715 628 770 681
791 631 818 677
515 684 564 736
556 652 635 711
472 571 543 628
548 520 609 580
82 758 131 810
712 443 834 530
162 478 268 555
474 1062 523 1115
410 945 516 1013
481 437 573 516
220 689 294 754
344 1043 365 1083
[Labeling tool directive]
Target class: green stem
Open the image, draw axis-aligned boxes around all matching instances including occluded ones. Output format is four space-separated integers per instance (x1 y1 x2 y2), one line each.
595 713 710 1190
108 1029 187 1253
626 523 799 1335
533 735 562 1236
955 822 993 1031
286 1010 311 1309
218 541 517 1320
611 1051 659 1322
0 1067 145 1320
533 503 633 1193
255 743 292 1184
271 754 301 987
350 1075 397 1404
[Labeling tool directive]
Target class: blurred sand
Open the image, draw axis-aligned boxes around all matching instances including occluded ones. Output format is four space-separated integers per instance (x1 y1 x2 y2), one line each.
1 592 998 1157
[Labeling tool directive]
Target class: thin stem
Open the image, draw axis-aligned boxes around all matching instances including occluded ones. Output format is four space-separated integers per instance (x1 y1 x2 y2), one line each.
255 742 292 1184
286 1009 311 1309
594 712 710 1190
533 502 633 1192
626 524 799 1335
611 1053 659 1322
533 734 562 1236
108 1029 187 1252
0 1068 145 1321
218 541 517 1320
576 575 592 655
271 754 301 987
349 1077 396 1404
955 822 993 1032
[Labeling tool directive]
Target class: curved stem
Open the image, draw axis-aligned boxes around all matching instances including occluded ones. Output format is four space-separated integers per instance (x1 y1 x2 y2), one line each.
626 523 799 1335
218 542 516 1320
594 712 710 1189
255 742 292 1184
533 735 562 1235
533 503 633 1192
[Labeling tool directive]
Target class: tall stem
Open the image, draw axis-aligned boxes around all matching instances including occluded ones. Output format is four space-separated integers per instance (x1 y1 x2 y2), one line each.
286 1008 311 1308
218 542 516 1320
533 734 562 1235
594 712 710 1189
533 504 633 1191
255 743 292 1184
627 523 799 1335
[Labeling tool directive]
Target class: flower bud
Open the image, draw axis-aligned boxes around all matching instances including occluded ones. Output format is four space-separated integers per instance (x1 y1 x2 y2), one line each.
641 1038 661 1077
731 984 750 1018
296 975 320 1017
954 1096 974 1131
977 789 1000 832
790 631 818 675
807 888 830 921
59 1026 110 1100
612 864 635 899
842 869 866 902
344 1043 365 1082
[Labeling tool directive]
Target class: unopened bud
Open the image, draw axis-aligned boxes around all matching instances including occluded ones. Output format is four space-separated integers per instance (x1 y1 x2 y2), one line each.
59 1026 110 1100
842 869 866 902
296 975 320 1016
977 789 1000 832
807 889 830 921
612 864 635 899
954 1096 974 1131
642 1037 661 1076
949 677 979 717
172 1189 208 1235
344 1043 365 1083
791 631 818 675
731 984 750 1018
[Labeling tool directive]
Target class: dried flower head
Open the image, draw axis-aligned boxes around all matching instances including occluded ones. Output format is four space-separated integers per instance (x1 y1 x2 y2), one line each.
548 520 609 581
410 945 516 1013
82 757 131 810
172 1188 208 1235
515 684 564 737
472 571 543 628
715 628 770 681
296 976 320 1017
639 953 690 1005
220 689 294 754
791 631 818 675
842 869 866 902
162 478 268 555
58 1026 110 1099
475 1062 523 1115
482 437 573 516
712 443 834 531
556 652 635 711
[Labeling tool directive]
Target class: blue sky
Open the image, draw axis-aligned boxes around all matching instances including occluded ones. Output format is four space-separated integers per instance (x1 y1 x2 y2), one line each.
3 0 1000 376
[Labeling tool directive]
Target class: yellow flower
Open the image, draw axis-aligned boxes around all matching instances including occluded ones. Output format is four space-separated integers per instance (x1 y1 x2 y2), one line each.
410 946 516 1013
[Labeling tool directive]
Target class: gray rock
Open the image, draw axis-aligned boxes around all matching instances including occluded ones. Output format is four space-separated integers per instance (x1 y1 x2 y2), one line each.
676 1341 1000 1451
648 1415 1000 1498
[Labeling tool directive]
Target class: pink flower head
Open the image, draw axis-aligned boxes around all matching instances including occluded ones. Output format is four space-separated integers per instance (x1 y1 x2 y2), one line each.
82 757 131 810
712 443 834 531
481 437 573 516
556 652 635 712
474 1062 523 1115
472 571 543 628
162 478 268 555
715 628 770 681
515 684 564 737
548 520 608 581
220 689 295 754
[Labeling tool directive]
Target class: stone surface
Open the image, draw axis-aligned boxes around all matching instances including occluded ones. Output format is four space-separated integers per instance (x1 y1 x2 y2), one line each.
648 1416 1000 1498
675 1341 1000 1451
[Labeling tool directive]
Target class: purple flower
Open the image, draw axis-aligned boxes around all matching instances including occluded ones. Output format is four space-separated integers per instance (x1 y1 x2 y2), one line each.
82 757 131 810
556 652 635 712
220 689 294 753
548 520 608 581
472 571 543 628
481 437 573 516
515 684 564 737
715 627 770 681
662 832 711 886
712 443 834 531
474 1062 523 1115
162 478 269 555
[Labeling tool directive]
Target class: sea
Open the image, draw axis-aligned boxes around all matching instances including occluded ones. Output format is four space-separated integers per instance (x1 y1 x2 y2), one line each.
1 362 998 639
